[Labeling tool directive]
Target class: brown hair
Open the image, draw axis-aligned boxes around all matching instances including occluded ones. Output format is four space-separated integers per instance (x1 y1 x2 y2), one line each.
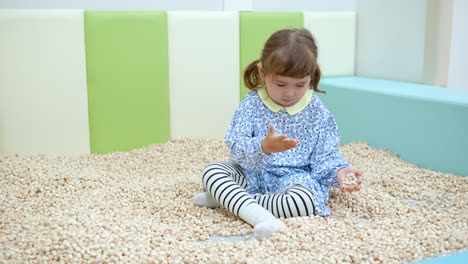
243 28 324 93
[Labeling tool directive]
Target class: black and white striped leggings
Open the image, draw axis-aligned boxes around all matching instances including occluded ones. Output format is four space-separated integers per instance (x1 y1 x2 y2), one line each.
202 161 316 218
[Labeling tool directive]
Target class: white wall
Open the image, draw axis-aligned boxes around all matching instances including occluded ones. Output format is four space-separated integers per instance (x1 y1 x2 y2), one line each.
355 0 428 83
1 0 466 91
355 0 466 90
0 0 223 10
448 0 468 91
423 0 452 87
253 0 355 11
0 0 356 11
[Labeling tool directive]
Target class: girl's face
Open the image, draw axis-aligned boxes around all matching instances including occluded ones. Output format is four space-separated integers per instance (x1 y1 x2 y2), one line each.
258 65 311 107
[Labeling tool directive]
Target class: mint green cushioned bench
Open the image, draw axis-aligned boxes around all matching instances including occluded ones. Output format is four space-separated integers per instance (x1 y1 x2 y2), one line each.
413 251 468 264
318 77 468 177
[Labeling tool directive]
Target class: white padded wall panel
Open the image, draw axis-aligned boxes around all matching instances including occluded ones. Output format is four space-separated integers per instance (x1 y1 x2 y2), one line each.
304 12 356 77
168 11 239 139
0 9 90 155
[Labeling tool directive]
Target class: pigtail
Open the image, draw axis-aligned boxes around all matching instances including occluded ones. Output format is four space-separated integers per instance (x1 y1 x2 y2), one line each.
243 59 264 90
310 66 325 93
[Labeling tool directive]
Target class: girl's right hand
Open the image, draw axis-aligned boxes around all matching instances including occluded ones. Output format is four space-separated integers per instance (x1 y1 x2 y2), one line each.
261 123 299 154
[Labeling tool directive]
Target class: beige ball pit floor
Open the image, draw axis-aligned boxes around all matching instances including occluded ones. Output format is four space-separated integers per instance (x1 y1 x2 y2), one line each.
1 138 467 263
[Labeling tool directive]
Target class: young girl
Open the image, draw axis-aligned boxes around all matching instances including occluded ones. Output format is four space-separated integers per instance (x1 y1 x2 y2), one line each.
194 28 363 240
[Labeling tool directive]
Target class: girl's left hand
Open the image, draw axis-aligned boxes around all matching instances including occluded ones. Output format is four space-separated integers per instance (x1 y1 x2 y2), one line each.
337 167 363 192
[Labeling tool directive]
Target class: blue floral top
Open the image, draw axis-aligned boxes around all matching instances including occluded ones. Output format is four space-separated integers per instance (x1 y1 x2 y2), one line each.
225 88 350 216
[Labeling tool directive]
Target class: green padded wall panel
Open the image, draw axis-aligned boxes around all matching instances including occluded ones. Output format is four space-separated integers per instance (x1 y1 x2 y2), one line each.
239 12 303 99
319 77 468 177
85 11 170 154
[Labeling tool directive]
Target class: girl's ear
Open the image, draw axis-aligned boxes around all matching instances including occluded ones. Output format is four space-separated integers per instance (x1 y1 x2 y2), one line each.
257 63 266 80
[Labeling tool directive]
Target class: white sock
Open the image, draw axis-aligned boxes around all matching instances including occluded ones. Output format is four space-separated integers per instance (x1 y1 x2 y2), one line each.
238 202 285 240
193 192 221 208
